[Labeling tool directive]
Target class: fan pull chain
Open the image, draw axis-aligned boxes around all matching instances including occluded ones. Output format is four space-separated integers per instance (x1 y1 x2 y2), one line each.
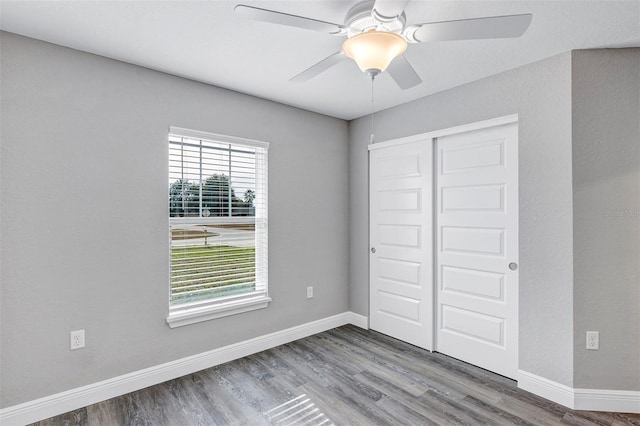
370 73 376 144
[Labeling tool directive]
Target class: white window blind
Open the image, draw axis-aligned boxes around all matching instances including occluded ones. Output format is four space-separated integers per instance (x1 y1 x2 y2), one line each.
167 127 269 327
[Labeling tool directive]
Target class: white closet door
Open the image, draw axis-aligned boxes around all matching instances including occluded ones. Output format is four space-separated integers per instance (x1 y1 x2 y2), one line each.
436 123 519 379
369 139 433 350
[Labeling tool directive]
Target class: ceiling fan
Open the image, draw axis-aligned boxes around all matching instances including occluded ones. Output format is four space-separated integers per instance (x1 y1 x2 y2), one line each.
235 0 532 90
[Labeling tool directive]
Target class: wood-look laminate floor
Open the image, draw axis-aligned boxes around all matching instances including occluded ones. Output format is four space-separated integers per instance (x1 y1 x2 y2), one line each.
32 325 640 426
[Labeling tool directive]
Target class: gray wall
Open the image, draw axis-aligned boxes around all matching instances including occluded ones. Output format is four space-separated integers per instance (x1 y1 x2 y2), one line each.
349 48 640 391
349 52 576 387
0 32 349 407
571 49 640 390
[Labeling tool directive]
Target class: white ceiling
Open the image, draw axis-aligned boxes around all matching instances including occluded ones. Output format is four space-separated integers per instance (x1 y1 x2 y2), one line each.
1 0 638 120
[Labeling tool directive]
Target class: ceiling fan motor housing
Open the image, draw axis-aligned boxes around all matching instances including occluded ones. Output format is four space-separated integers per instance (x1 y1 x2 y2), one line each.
345 0 406 38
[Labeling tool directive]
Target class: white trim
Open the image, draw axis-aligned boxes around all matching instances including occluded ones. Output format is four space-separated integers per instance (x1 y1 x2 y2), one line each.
166 295 272 328
345 311 369 329
518 370 640 413
0 312 367 426
574 388 640 413
518 369 575 408
169 126 269 149
368 114 518 151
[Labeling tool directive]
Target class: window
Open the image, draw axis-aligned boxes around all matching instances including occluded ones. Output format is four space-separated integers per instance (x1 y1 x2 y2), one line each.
166 127 269 328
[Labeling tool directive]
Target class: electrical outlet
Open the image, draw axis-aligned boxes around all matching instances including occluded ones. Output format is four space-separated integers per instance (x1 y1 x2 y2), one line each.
586 331 599 350
70 330 85 350
306 286 313 299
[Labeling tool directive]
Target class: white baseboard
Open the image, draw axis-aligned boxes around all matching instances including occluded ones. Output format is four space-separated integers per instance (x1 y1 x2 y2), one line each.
518 370 575 408
518 370 640 414
1 311 368 426
574 388 640 413
345 311 368 329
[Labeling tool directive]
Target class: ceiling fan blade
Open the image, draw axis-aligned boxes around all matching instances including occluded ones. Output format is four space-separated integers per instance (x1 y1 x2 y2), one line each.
372 0 409 22
234 4 346 35
290 52 347 82
405 13 532 43
387 55 422 90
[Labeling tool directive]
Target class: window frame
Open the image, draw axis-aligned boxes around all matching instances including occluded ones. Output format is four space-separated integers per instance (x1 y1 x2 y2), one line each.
166 126 270 328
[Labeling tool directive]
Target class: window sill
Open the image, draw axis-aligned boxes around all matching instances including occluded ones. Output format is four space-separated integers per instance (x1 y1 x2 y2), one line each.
166 295 272 328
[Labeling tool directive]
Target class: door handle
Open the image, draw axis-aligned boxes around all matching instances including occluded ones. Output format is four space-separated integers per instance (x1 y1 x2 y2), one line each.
509 262 518 271
371 247 376 254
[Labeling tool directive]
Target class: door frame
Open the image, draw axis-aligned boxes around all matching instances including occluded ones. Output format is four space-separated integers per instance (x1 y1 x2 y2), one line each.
368 113 519 367
368 115 518 153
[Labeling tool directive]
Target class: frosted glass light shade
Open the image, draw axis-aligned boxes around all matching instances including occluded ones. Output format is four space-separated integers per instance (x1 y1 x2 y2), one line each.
342 30 408 73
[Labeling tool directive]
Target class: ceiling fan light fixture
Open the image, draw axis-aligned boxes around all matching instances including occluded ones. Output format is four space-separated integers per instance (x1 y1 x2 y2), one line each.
342 30 407 75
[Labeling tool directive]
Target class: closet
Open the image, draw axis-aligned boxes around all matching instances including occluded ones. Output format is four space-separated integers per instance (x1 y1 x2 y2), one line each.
369 116 519 379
